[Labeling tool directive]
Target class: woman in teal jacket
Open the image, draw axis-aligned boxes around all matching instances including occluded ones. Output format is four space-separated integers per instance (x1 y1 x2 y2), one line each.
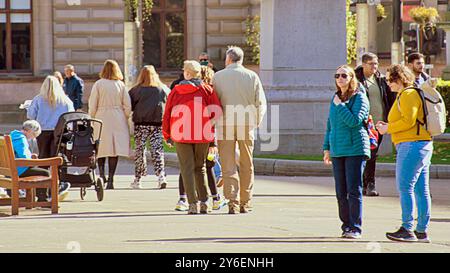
323 65 370 239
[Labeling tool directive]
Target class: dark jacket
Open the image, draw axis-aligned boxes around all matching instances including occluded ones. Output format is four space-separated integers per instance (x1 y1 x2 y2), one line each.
63 75 84 110
129 85 167 126
355 66 396 122
170 73 185 90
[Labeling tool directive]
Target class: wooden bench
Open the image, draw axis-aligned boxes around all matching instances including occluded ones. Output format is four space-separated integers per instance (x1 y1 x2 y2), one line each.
0 135 62 216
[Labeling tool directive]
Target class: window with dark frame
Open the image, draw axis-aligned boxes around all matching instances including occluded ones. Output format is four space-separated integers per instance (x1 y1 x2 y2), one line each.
0 0 32 73
143 0 186 70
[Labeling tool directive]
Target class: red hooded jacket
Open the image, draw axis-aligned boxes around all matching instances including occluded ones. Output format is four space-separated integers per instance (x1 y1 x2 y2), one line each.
162 80 222 143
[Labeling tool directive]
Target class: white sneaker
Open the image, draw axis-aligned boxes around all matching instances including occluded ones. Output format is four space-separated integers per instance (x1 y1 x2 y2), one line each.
130 181 142 189
175 200 189 211
213 196 228 210
158 176 167 189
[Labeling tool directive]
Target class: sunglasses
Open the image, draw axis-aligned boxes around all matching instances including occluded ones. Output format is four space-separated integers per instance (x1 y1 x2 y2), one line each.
334 73 349 79
387 78 397 83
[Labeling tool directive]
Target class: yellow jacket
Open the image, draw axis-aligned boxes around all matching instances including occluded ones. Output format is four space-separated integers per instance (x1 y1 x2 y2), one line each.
387 87 431 145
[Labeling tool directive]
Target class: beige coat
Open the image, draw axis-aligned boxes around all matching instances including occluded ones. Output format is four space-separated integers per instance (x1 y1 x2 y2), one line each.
212 63 267 130
88 79 132 158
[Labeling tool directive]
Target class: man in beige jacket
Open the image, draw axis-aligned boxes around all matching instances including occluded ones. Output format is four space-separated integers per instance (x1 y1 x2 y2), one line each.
212 46 267 214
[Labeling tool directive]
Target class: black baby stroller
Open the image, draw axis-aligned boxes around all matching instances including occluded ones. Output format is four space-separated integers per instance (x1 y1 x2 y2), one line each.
54 112 104 201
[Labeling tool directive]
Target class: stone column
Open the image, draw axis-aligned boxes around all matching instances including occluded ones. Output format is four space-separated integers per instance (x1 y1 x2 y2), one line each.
33 0 53 76
368 4 377 53
259 0 347 155
356 2 369 65
186 0 206 60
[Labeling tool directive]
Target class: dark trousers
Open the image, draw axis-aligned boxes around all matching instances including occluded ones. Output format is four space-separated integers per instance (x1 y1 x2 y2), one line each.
35 130 56 199
178 158 218 197
363 134 383 188
20 167 50 199
36 131 56 159
331 156 366 233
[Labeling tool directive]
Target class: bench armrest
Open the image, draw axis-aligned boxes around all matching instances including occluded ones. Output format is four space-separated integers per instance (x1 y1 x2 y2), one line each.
15 157 63 167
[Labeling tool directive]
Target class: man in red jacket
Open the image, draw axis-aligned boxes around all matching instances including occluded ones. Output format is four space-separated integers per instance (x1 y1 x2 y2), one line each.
163 60 222 215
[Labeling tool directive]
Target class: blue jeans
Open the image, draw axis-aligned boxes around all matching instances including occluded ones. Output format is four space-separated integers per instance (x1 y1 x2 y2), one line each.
332 156 366 233
396 141 433 232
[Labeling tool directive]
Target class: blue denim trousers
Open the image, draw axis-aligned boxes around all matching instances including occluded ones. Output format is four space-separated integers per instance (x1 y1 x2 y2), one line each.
396 141 433 232
331 156 366 233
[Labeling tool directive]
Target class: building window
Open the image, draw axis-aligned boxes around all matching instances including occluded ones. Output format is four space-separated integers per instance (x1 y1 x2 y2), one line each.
143 0 186 70
0 0 32 72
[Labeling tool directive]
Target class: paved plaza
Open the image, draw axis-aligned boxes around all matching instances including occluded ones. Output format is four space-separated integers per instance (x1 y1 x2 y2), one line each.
0 159 449 253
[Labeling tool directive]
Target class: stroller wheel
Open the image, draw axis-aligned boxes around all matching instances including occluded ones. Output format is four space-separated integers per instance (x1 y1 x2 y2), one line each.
96 178 104 202
80 188 87 200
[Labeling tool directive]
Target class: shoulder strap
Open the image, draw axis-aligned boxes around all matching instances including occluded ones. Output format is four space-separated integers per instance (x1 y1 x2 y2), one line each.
397 87 427 135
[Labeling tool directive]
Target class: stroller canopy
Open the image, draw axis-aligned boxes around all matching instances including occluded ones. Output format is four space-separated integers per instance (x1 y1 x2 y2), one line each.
54 112 92 140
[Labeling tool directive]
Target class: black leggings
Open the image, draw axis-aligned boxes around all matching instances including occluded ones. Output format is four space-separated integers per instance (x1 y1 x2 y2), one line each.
179 159 218 197
97 157 119 179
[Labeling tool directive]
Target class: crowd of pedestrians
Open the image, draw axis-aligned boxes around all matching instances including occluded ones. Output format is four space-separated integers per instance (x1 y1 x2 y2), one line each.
1 47 439 243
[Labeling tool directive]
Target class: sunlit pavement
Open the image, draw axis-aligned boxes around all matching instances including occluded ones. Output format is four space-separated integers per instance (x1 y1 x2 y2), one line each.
0 159 449 253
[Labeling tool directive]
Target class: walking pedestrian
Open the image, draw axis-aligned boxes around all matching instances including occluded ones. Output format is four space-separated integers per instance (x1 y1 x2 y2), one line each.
323 65 370 239
88 60 132 190
129 65 168 189
27 76 74 201
174 65 227 211
355 52 396 196
212 46 267 214
63 64 84 111
376 64 433 243
163 60 222 214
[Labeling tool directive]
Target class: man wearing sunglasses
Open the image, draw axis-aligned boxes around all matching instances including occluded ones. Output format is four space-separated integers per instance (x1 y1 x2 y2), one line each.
198 52 217 72
355 52 396 197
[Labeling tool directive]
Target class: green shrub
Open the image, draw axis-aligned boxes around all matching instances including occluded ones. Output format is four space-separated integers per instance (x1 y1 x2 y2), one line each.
436 79 450 129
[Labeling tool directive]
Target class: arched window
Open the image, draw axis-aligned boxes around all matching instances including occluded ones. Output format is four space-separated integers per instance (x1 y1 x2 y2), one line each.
143 0 186 70
0 0 32 72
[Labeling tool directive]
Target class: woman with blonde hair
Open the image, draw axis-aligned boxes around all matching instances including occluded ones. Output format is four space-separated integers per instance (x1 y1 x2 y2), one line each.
53 71 64 86
377 64 433 243
323 65 370 239
27 75 74 201
128 65 168 189
89 59 132 189
163 60 222 214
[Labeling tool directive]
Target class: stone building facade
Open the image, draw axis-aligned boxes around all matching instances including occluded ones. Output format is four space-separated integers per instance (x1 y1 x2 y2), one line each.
1 0 260 79
0 0 260 134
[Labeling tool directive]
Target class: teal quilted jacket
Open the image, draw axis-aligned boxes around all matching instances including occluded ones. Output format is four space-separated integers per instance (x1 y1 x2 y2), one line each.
323 87 371 159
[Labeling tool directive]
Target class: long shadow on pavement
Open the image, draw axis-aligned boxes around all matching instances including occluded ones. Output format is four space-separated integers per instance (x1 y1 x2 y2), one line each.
0 211 234 220
126 236 394 245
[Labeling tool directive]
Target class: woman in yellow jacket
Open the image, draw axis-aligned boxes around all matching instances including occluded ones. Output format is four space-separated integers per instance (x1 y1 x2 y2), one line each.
376 64 432 243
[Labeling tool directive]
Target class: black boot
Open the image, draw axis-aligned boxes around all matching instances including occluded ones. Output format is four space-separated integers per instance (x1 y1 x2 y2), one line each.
366 182 379 197
98 158 107 186
106 176 114 190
